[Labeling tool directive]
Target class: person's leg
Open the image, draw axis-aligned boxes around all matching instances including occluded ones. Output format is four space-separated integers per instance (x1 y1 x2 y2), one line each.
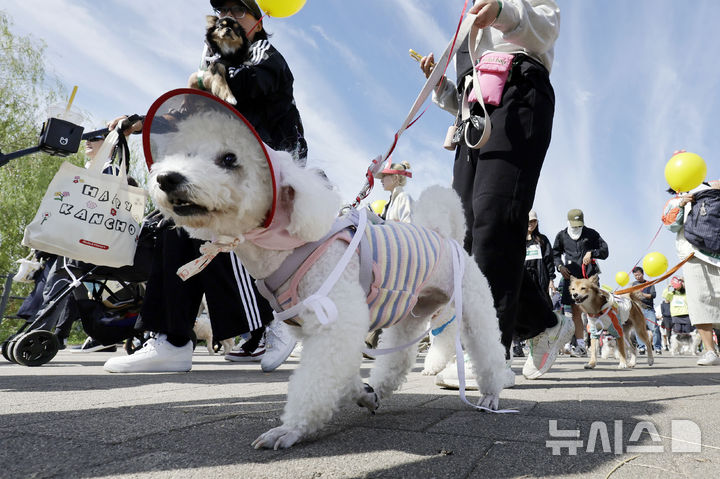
570 304 587 353
644 308 662 351
203 252 275 363
136 226 204 344
696 324 720 365
104 225 201 373
203 251 273 340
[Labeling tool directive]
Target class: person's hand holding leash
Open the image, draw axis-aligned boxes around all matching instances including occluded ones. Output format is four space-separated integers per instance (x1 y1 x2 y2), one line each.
419 52 436 79
582 251 592 265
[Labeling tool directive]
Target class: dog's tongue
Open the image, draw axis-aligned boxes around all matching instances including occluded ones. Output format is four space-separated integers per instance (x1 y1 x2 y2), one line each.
142 89 279 229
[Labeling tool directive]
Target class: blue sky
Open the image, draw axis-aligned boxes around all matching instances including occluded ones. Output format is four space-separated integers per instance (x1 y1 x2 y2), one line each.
3 0 720 294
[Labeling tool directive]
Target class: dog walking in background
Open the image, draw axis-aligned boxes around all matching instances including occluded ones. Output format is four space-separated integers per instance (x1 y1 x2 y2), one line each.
570 275 654 369
145 93 508 449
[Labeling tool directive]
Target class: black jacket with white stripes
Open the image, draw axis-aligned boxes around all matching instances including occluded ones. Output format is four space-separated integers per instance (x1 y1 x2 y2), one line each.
220 39 308 162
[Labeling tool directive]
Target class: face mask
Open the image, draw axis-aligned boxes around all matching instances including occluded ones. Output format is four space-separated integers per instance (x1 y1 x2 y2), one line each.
567 223 583 240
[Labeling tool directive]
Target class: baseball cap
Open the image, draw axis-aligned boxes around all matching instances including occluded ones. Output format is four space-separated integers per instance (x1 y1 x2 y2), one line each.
567 208 584 227
528 210 538 221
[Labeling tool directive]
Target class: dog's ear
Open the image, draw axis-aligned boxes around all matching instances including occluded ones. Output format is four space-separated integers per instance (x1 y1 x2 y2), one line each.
569 275 578 282
278 159 342 243
206 15 219 30
589 274 600 286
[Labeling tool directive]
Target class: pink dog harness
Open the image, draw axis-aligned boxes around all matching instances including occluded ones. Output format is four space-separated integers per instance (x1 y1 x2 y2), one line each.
256 209 447 331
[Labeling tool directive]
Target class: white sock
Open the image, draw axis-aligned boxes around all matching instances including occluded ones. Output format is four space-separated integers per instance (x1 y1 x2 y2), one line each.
576 338 586 349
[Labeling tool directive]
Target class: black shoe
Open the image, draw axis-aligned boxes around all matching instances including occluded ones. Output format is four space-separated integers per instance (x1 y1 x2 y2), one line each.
69 337 117 353
512 345 525 358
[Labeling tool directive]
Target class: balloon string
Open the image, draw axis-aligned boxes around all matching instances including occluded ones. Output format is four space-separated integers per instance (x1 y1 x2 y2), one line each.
249 14 267 36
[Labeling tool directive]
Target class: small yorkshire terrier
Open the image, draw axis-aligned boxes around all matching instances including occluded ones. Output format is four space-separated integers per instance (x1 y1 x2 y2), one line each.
188 15 250 105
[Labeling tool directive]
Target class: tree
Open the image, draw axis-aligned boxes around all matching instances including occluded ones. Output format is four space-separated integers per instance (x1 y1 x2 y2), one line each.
0 11 85 275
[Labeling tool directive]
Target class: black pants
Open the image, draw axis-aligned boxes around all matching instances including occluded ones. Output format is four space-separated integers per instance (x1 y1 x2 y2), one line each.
452 56 557 351
138 226 273 344
28 257 85 340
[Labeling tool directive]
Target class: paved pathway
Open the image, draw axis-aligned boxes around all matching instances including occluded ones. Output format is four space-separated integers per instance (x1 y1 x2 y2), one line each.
1 350 718 478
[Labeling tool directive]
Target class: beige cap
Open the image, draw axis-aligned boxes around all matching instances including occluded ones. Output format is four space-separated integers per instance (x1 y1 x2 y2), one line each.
528 210 538 221
567 209 584 227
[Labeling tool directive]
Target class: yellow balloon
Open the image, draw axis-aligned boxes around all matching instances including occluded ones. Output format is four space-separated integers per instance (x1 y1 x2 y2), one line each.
257 0 306 17
615 271 630 286
664 151 707 192
370 199 387 216
642 252 668 277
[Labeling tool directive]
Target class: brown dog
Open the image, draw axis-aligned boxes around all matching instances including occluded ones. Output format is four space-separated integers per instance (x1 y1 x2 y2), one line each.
188 15 249 105
569 275 654 369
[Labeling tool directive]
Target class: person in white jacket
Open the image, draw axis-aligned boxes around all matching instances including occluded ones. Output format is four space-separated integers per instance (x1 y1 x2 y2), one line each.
663 180 720 366
379 161 414 223
419 1 571 384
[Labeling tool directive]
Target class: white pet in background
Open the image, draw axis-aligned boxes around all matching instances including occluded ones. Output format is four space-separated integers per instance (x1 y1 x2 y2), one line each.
600 335 620 360
670 331 702 356
147 104 506 450
193 296 235 355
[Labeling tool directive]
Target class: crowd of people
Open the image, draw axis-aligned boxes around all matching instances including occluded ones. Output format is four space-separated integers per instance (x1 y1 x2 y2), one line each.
7 0 720 382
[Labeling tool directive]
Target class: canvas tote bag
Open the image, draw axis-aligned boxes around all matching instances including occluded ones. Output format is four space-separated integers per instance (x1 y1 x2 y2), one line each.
22 130 147 267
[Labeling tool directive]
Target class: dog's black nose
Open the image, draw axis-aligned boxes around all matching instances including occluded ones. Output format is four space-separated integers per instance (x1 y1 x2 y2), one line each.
156 172 187 192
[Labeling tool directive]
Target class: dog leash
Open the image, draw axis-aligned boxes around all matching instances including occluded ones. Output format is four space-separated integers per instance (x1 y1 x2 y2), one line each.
449 240 518 414
347 7 477 209
614 253 694 295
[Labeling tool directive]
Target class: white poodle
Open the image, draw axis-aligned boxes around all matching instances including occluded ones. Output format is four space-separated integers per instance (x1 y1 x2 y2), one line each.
144 92 506 449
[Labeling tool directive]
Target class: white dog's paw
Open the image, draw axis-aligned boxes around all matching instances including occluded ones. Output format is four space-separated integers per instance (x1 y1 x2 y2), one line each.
647 356 654 366
477 393 499 411
356 383 379 414
223 93 237 105
252 426 303 450
617 362 628 369
421 364 445 376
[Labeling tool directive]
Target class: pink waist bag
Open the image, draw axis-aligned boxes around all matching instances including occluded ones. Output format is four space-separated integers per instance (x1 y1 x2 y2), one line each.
467 52 515 106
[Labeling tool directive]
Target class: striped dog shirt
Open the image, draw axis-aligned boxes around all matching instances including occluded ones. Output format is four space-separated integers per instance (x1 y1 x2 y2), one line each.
260 217 448 331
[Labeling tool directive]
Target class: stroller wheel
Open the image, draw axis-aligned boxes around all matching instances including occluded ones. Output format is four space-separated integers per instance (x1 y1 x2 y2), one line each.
4 335 23 364
13 331 59 367
2 337 19 363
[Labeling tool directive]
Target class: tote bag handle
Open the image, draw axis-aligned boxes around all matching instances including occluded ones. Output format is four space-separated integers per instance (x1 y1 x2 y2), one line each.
85 129 131 182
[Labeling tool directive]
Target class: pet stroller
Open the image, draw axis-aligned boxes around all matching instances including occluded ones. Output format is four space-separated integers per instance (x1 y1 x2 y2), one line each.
0 212 160 366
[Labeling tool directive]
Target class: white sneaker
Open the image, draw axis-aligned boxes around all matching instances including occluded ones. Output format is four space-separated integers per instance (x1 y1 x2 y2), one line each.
289 342 303 358
261 321 297 372
103 334 192 373
435 359 478 390
502 360 516 389
523 312 574 379
570 345 587 357
697 350 720 366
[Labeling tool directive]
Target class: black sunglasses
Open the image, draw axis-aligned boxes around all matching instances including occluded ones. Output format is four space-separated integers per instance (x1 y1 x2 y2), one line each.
214 5 247 17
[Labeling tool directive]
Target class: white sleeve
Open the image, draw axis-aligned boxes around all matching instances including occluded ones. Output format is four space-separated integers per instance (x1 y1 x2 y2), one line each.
492 0 560 55
432 78 459 116
397 194 414 223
